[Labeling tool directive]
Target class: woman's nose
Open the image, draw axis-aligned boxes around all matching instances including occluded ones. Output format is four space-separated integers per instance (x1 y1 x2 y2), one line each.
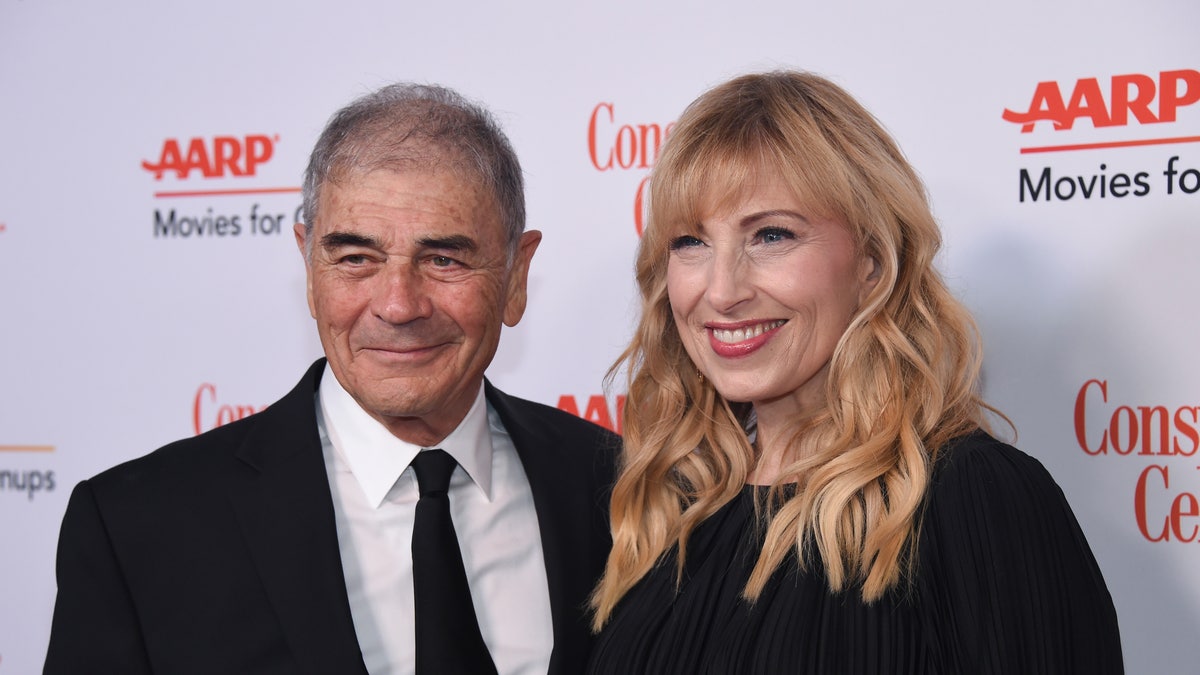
705 249 753 312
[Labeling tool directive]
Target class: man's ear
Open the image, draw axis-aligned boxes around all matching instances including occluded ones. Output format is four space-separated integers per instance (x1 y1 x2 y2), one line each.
503 230 542 327
294 222 317 319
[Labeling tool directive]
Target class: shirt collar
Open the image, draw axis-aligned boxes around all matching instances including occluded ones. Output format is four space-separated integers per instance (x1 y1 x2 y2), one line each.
318 363 494 508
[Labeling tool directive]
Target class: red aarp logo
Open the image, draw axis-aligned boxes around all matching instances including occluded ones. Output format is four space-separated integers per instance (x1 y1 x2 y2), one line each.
142 134 278 180
557 393 625 434
1003 69 1200 132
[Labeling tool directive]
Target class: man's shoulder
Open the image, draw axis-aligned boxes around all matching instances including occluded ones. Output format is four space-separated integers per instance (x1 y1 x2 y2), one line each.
77 411 260 519
86 363 322 502
89 413 257 487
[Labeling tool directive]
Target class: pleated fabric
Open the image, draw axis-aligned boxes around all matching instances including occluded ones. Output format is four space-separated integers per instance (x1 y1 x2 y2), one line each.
586 431 1124 675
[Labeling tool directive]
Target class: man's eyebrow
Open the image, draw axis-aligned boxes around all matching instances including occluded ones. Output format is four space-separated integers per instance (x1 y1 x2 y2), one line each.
418 234 477 252
320 231 381 249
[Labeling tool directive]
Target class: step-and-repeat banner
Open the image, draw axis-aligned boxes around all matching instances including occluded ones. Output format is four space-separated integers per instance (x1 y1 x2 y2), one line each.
2 1 1197 672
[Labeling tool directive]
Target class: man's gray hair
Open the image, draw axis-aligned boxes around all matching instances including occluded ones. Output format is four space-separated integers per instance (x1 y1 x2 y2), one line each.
300 83 526 255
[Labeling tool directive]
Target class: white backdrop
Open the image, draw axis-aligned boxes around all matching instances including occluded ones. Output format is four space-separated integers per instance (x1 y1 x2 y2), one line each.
2 1 1198 672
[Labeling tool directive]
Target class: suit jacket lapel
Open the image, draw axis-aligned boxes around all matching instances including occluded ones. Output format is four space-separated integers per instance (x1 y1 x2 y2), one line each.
485 381 610 675
227 360 367 675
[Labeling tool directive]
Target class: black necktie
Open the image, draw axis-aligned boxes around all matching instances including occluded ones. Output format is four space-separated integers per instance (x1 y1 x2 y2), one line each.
411 449 498 675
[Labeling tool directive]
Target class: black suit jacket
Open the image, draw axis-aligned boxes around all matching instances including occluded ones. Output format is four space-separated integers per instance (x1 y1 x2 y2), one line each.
44 360 618 674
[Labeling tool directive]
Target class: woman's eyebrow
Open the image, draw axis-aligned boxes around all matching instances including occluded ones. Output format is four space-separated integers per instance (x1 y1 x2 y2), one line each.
740 209 808 229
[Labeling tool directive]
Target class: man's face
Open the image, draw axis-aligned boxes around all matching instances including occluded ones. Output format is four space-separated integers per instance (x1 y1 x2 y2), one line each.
295 168 540 445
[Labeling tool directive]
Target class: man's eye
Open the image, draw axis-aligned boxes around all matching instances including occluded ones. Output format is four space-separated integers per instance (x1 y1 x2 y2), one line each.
668 235 703 251
431 256 459 267
339 254 370 265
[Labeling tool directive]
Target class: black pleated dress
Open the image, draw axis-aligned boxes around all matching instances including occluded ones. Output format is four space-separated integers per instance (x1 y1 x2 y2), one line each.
586 432 1124 674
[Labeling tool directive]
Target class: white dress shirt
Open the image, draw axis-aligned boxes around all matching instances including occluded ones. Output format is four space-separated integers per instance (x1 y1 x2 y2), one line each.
316 364 553 675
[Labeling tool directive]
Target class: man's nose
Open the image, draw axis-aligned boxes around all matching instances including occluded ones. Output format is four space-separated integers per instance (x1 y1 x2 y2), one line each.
374 263 434 325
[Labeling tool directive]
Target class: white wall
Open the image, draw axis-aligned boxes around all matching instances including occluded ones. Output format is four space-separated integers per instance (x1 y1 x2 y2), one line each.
2 1 1197 672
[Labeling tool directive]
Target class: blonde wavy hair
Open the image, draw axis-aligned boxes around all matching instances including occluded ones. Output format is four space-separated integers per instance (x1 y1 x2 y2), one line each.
591 71 995 629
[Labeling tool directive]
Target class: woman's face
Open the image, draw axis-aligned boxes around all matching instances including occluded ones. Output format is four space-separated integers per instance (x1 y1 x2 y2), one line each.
665 174 877 419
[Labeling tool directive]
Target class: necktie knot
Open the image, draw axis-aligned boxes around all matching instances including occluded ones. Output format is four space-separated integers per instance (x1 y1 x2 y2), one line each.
412 449 456 497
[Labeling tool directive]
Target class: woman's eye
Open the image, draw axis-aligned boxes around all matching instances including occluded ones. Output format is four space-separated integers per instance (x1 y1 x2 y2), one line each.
756 227 794 244
668 235 703 251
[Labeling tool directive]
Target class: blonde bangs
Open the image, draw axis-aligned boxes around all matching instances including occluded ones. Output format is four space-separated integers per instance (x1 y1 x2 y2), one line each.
645 88 855 249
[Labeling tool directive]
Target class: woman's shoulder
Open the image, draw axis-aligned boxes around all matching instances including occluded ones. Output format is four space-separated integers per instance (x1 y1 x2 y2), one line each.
928 429 1063 505
915 433 1123 672
920 428 1087 555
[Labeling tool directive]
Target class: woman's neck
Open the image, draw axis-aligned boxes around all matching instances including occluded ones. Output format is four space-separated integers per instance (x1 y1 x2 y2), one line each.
746 399 817 486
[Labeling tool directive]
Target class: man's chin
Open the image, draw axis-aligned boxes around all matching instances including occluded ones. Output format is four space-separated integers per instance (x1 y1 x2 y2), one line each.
357 379 479 428
355 387 444 418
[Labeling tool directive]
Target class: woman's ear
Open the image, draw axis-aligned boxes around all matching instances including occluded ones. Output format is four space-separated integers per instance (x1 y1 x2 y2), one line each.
858 254 881 305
